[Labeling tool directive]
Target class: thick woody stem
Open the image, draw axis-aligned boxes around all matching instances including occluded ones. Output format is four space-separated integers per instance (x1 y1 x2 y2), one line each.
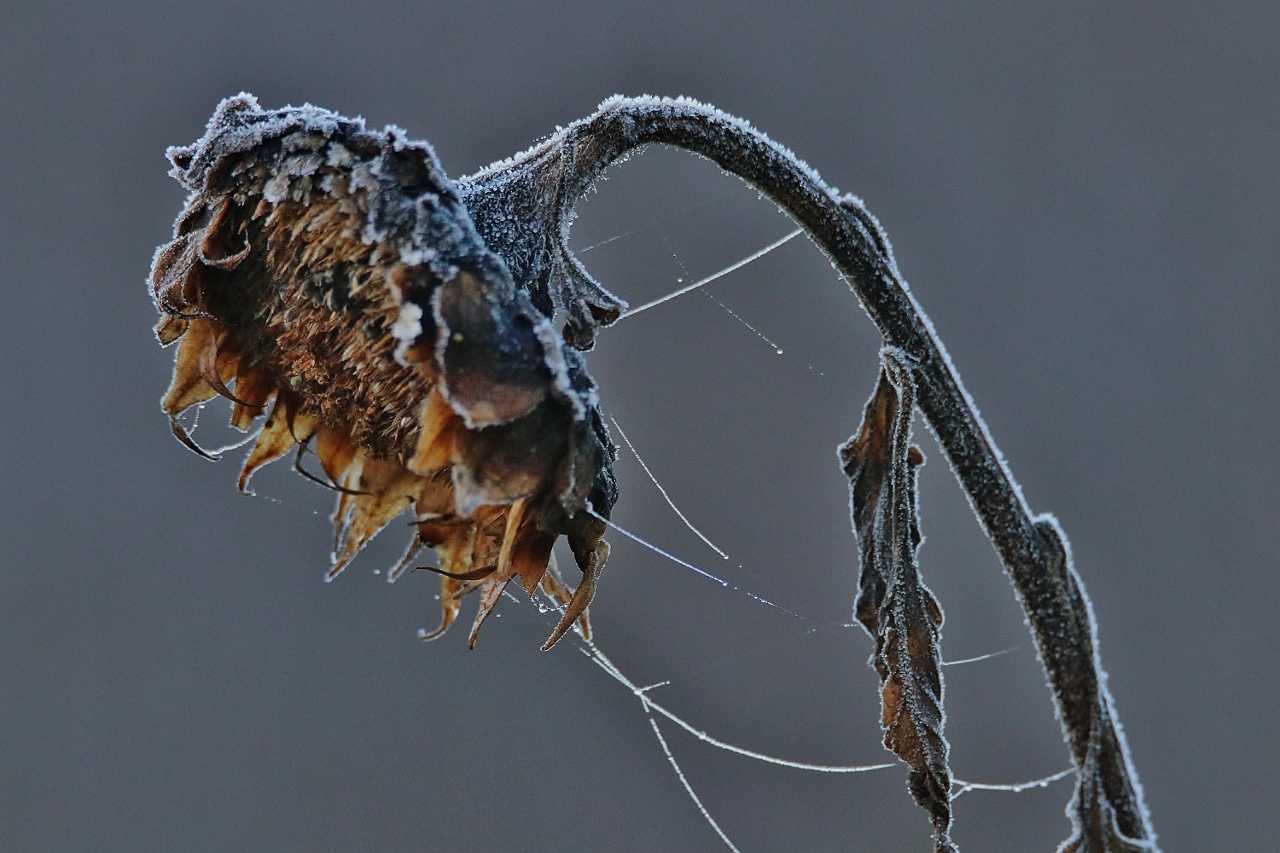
488 96 1158 850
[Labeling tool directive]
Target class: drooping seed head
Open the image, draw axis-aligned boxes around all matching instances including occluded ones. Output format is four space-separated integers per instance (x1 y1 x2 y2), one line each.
150 94 618 647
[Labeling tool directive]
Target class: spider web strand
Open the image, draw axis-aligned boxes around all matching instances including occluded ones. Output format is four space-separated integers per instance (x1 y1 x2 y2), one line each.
609 415 730 559
595 514 730 587
647 717 744 853
618 228 803 318
942 646 1018 666
702 291 784 354
950 768 1075 799
583 641 893 774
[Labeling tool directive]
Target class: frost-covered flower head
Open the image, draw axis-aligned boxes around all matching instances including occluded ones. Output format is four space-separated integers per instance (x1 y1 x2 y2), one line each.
150 95 620 647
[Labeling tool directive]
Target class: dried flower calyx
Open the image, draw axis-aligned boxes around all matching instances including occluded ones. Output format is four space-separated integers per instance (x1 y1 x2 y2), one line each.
150 94 618 648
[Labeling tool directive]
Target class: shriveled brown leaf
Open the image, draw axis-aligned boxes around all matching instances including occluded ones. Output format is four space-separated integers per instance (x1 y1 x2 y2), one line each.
840 349 957 853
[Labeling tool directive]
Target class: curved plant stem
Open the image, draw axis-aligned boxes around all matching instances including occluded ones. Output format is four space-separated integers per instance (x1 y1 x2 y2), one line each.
462 96 1159 851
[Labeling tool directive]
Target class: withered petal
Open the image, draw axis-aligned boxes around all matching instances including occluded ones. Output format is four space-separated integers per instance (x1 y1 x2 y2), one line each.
239 400 303 491
154 314 189 346
161 318 220 417
467 577 513 649
329 459 426 578
315 426 360 485
229 365 275 430
407 387 457 476
538 552 591 641
543 537 608 651
419 573 464 641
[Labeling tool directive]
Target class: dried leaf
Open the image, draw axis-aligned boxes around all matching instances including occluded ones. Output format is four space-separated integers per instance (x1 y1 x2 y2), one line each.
544 513 609 650
840 349 956 853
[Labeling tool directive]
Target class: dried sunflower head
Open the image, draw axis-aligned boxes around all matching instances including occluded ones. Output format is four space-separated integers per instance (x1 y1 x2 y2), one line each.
150 94 619 648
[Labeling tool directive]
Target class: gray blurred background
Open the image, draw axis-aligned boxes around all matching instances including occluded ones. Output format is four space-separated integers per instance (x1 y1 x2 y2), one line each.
1 2 1276 851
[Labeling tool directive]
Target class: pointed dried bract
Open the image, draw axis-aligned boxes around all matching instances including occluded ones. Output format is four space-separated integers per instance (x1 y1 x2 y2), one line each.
537 552 592 641
840 349 957 853
150 95 619 645
238 398 305 491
